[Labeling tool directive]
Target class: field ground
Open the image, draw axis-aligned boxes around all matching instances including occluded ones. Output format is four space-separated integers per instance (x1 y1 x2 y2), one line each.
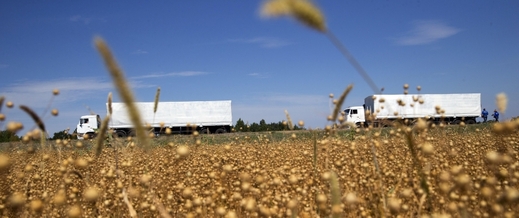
0 123 518 217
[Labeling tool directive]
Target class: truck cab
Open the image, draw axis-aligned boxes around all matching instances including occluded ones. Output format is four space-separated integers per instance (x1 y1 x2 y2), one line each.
76 115 101 139
344 106 366 126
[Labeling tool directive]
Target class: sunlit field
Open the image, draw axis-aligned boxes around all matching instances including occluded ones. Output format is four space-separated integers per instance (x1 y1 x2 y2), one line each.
1 123 518 217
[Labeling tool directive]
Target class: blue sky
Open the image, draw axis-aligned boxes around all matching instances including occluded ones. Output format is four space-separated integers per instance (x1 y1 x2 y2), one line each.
1 1 518 136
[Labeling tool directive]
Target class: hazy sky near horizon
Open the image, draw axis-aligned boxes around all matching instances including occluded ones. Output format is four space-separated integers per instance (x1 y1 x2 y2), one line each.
1 1 518 136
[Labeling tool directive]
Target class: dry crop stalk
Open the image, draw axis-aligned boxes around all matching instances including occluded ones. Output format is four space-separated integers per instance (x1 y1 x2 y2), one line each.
94 37 149 148
95 115 110 157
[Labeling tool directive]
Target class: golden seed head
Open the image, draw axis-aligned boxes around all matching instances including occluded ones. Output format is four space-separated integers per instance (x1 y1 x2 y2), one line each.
261 0 292 17
140 174 152 184
316 193 327 203
50 109 58 116
388 198 401 213
414 119 428 131
223 164 233 172
0 113 5 121
74 158 88 168
53 190 66 205
421 143 434 155
52 89 60 95
416 86 421 91
0 154 11 171
261 0 327 32
8 192 25 207
403 84 409 89
216 207 226 215
176 146 190 157
287 199 298 209
455 174 471 186
505 189 519 202
401 188 413 198
298 120 304 126
30 199 43 212
6 101 14 108
83 187 100 202
182 187 193 198
345 192 357 204
68 205 82 218
6 121 23 132
485 151 501 164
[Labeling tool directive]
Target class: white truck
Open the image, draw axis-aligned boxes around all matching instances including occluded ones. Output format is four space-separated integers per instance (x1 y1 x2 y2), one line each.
344 93 481 127
76 100 232 139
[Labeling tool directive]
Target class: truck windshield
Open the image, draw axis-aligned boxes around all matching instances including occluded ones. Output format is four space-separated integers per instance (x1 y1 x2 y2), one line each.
344 109 350 115
80 118 88 124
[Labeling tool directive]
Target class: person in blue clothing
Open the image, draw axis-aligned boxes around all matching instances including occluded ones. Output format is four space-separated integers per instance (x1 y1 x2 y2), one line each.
481 108 488 122
492 109 499 122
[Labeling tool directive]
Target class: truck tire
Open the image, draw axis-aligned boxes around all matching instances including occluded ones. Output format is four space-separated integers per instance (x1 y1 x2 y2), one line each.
453 120 461 125
86 132 95 139
199 128 210 134
115 130 127 138
465 119 476 125
215 128 227 134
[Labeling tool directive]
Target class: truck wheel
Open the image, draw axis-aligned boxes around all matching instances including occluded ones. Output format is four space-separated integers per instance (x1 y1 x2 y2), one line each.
128 130 136 137
215 128 227 134
465 119 476 125
199 128 210 134
453 120 461 125
86 133 95 139
115 131 127 138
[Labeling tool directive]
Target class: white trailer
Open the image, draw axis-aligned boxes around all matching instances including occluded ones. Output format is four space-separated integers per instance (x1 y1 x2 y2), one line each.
344 93 481 127
76 100 232 139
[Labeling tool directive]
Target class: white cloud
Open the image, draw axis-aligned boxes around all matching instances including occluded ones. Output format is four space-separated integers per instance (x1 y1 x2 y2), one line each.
248 72 270 78
0 78 114 108
69 15 105 24
131 49 148 55
132 71 209 79
229 37 292 48
396 20 461 45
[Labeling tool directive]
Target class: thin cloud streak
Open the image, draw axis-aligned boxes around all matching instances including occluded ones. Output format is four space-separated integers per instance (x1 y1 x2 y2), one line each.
69 15 105 24
229 37 292 48
248 72 270 78
0 78 151 108
132 71 209 79
396 20 461 45
131 49 148 55
0 78 113 108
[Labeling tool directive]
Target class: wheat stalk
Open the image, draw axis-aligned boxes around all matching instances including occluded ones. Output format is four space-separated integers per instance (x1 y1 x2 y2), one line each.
95 115 110 157
107 92 113 116
19 105 46 133
153 87 161 114
94 37 149 148
329 84 353 122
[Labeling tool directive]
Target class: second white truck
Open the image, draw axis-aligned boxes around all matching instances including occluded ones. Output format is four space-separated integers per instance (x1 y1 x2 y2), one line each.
76 100 232 139
344 93 481 127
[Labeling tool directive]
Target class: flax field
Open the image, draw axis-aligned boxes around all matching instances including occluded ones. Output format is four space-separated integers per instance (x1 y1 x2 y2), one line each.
0 123 518 217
